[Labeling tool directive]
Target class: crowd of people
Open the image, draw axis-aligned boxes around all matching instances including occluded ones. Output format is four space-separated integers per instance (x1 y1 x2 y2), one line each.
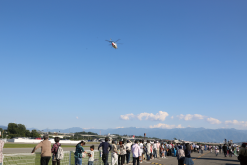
29 135 247 165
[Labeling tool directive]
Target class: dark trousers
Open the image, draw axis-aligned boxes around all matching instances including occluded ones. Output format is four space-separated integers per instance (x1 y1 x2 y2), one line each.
126 151 130 163
40 157 51 165
102 153 109 165
178 159 184 165
133 157 139 165
52 160 60 165
224 151 227 157
153 149 157 158
119 155 125 165
146 153 150 160
118 155 121 165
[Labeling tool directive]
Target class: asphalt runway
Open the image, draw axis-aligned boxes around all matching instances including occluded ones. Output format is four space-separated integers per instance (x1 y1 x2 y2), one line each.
141 151 239 165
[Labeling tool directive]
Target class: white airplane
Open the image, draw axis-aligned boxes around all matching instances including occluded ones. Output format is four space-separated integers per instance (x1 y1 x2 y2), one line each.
105 39 121 49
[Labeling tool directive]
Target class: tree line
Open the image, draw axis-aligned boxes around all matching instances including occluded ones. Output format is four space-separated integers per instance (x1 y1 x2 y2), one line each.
0 123 41 139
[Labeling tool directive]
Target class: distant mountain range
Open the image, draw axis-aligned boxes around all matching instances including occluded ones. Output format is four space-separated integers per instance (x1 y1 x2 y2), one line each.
1 125 247 143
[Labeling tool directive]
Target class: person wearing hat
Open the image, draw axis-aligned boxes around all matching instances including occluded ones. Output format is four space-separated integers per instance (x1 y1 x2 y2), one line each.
31 134 51 165
98 137 112 165
132 140 141 165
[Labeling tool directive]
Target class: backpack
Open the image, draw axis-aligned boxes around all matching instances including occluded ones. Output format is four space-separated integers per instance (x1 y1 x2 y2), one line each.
177 149 185 160
143 145 147 153
56 145 64 160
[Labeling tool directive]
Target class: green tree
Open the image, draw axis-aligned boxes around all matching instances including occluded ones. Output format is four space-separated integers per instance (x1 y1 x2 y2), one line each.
30 130 41 138
17 124 26 137
25 130 31 137
8 123 18 134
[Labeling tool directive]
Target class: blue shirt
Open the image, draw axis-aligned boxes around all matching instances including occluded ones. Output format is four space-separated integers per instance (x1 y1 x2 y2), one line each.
98 142 112 154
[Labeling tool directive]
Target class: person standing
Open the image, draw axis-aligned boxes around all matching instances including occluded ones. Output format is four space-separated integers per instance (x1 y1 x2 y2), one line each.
153 141 157 158
239 143 247 165
111 141 118 165
88 145 95 165
215 146 219 156
118 141 126 165
31 134 51 165
125 140 132 164
156 141 160 158
201 145 204 154
132 140 141 165
222 144 227 157
98 137 112 165
177 146 185 165
139 140 144 163
74 141 87 165
219 145 222 154
184 143 194 165
51 137 61 165
0 140 4 165
146 140 151 161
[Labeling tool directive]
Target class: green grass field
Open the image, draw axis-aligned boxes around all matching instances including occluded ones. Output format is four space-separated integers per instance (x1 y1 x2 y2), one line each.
4 143 90 148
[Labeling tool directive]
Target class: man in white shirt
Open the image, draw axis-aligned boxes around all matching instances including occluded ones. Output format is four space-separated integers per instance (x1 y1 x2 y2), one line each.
132 140 141 165
125 140 132 164
139 140 144 163
153 141 157 158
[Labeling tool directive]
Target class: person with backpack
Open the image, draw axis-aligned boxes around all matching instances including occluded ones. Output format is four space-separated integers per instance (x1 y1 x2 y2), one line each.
177 146 185 165
31 134 51 165
51 137 62 165
98 137 112 165
184 143 194 165
74 141 87 165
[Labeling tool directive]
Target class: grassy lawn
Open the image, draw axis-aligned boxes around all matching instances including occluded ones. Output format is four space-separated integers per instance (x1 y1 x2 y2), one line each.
4 143 90 148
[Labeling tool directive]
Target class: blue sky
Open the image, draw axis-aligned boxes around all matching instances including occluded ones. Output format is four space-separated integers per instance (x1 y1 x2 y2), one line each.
0 0 246 130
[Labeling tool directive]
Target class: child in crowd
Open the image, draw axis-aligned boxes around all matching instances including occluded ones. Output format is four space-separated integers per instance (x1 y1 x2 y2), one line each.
88 145 94 165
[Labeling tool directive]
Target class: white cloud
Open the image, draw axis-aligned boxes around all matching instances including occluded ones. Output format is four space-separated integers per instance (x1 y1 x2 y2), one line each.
120 113 135 120
177 114 205 121
171 116 174 119
225 120 247 127
76 117 79 119
149 123 184 129
120 111 169 121
136 111 169 121
206 117 221 124
116 127 124 129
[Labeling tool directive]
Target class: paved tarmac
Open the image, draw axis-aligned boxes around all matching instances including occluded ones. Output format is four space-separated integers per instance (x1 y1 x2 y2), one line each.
141 151 239 165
